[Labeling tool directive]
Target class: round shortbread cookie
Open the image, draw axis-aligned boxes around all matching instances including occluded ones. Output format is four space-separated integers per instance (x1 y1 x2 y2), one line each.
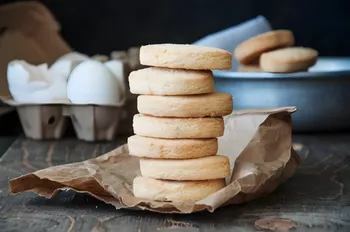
260 47 318 73
234 30 295 65
140 155 230 181
237 65 263 72
129 67 215 95
128 135 217 159
137 92 233 118
133 114 224 139
133 176 226 202
140 44 232 70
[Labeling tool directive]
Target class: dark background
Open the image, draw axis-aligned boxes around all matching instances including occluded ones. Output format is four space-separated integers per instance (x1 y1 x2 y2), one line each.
1 0 350 136
2 0 350 56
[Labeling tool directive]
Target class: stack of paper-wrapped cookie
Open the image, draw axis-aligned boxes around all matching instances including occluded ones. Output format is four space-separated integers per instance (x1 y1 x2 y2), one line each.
127 44 233 202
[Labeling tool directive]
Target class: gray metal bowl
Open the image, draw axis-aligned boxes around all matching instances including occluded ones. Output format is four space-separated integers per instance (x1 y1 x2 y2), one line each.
214 57 350 132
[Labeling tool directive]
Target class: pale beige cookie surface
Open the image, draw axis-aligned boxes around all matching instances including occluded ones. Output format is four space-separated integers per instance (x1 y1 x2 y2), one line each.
133 114 224 139
260 47 318 73
133 176 226 202
140 155 230 180
237 65 263 72
129 67 215 95
137 92 233 117
140 44 232 70
128 135 217 159
234 30 295 65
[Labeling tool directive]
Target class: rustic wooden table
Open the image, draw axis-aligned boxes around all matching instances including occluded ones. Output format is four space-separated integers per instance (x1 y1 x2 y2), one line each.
0 134 349 232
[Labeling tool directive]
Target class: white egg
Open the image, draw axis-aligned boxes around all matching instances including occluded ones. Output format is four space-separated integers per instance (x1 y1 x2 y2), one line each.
67 60 123 105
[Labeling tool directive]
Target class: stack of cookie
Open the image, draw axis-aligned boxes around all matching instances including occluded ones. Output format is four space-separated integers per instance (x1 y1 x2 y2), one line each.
128 44 233 202
235 30 318 73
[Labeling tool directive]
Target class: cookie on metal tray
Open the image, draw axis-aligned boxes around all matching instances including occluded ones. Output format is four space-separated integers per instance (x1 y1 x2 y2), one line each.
260 47 318 73
234 30 295 65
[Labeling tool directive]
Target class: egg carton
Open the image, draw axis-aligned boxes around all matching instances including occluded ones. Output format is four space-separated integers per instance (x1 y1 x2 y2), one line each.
1 76 138 141
1 87 138 141
1 100 127 141
1 48 142 141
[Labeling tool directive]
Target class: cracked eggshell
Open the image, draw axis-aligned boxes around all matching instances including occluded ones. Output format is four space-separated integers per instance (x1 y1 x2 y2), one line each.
58 52 90 62
7 61 50 93
7 60 67 103
67 60 123 105
49 52 89 80
104 60 126 95
91 54 109 62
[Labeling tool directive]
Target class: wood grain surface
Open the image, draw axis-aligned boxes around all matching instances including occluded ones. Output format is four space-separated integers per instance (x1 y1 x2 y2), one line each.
0 134 350 232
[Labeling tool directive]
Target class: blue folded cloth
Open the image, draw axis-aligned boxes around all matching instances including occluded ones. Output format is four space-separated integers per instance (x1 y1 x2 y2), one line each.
193 16 272 68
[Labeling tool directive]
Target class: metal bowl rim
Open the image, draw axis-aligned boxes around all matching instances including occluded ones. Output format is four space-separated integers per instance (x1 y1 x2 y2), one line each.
214 57 350 79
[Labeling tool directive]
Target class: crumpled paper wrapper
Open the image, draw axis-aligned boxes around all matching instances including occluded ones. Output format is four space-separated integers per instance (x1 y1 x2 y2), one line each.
9 107 300 214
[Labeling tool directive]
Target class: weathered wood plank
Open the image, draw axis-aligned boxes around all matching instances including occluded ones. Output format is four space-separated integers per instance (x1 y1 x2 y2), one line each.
0 135 350 232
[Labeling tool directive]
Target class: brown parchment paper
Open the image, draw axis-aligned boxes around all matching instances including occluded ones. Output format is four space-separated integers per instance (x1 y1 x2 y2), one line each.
9 107 300 214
